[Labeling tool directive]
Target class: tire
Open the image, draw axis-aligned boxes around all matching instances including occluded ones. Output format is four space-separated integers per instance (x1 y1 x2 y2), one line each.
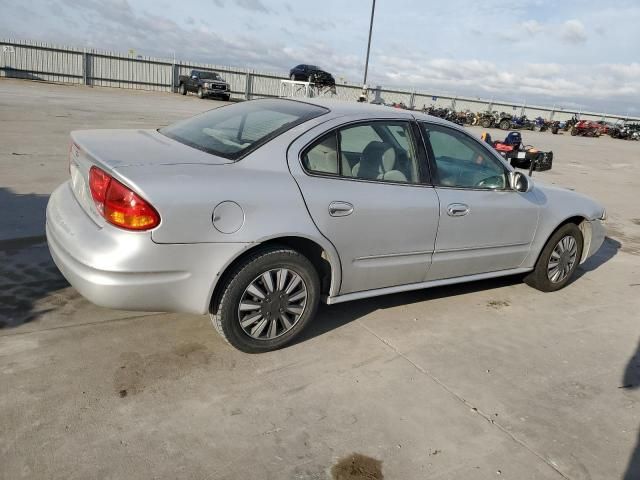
570 127 577 136
480 118 491 128
179 83 187 95
551 126 559 134
290 74 296 81
524 223 583 292
222 94 230 101
210 247 320 353
499 119 510 130
197 87 204 99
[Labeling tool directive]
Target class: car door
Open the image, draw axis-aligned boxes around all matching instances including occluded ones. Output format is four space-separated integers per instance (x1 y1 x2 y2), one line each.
419 122 540 280
189 71 199 91
288 118 440 295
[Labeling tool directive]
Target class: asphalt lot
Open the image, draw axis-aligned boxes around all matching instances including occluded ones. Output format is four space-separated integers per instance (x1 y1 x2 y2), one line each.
1 78 640 480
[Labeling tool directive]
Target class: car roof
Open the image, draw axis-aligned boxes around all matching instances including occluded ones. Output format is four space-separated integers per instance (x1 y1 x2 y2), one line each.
287 98 462 128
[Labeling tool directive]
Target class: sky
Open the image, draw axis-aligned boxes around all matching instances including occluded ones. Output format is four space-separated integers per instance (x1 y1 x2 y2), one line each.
1 0 639 115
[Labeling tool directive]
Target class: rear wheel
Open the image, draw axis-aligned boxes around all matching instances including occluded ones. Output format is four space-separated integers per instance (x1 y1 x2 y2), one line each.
524 223 583 292
480 118 491 128
290 74 296 81
210 247 320 353
570 127 578 136
499 119 511 130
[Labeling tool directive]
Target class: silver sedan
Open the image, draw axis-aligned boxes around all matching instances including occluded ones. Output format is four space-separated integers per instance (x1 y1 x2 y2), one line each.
46 99 606 352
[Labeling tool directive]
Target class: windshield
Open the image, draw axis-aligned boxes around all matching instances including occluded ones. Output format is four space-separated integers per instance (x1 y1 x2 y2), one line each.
159 99 328 160
199 72 221 80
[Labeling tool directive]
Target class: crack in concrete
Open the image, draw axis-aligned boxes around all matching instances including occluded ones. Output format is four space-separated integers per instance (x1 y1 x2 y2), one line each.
0 312 167 337
356 319 573 480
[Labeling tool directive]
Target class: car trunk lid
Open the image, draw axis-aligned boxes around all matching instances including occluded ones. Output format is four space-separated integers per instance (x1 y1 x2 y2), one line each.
68 129 232 225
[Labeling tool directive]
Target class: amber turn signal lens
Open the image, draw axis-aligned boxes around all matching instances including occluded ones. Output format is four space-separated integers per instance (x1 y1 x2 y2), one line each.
88 166 160 231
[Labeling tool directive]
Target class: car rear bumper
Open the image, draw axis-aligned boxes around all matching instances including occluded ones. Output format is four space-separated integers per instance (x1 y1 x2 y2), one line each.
46 182 248 314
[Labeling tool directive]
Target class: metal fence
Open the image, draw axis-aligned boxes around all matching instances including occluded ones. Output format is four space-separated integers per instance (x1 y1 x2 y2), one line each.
2 38 638 123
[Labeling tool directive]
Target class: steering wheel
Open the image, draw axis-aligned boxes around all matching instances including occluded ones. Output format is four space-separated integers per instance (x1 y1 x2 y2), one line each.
475 175 505 189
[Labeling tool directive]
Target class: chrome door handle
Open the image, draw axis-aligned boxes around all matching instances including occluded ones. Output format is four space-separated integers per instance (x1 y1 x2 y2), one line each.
328 201 354 217
447 203 470 217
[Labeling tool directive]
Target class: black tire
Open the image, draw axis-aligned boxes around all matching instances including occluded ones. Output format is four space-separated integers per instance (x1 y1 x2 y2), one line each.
197 87 205 99
551 126 559 134
210 247 320 353
480 118 492 128
524 223 583 292
570 127 577 136
222 94 230 101
499 119 511 130
179 83 187 95
290 74 296 81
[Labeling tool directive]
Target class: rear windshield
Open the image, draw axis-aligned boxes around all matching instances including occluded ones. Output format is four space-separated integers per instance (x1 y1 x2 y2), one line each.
199 71 221 80
159 99 328 160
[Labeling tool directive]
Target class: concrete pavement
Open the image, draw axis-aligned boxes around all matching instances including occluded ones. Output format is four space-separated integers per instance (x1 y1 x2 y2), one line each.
1 78 639 479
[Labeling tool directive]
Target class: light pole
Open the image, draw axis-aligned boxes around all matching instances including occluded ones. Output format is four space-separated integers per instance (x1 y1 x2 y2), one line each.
363 0 376 87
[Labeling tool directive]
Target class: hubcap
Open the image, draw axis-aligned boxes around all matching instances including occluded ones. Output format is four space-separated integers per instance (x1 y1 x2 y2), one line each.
547 235 578 283
238 268 308 340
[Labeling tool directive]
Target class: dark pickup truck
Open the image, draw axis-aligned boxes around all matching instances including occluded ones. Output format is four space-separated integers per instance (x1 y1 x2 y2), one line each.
178 70 231 100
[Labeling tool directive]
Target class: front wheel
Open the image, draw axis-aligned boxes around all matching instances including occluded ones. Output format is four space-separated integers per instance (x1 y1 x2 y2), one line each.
480 118 491 128
524 223 583 292
179 83 187 95
211 247 320 353
499 119 511 130
197 87 205 99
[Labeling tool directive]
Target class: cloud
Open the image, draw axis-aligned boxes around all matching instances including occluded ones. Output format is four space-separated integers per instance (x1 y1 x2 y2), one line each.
2 0 638 115
561 19 587 43
522 20 544 34
293 17 335 30
235 0 271 14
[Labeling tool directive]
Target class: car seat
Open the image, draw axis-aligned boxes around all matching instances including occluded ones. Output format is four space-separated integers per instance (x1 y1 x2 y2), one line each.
504 131 522 149
352 142 408 182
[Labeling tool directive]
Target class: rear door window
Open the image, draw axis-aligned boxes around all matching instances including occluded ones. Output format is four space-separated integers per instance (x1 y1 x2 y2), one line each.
160 99 328 160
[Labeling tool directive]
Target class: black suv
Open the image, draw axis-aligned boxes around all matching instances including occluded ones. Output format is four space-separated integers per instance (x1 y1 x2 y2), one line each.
288 64 335 87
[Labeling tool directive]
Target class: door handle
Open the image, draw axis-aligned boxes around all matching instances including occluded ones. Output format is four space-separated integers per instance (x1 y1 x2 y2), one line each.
328 201 354 217
447 203 470 217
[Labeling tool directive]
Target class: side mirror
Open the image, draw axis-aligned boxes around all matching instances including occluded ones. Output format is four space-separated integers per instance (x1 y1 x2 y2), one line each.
191 75 198 79
510 171 533 193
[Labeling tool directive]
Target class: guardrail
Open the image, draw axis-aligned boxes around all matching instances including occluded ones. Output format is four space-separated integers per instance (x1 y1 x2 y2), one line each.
2 38 638 123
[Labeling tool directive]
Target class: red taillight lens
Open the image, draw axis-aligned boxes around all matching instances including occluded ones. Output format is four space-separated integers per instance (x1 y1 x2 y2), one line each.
89 166 110 213
88 166 160 231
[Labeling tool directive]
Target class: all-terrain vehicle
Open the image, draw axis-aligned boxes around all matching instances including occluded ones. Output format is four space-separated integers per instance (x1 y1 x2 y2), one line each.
482 131 553 173
570 120 601 137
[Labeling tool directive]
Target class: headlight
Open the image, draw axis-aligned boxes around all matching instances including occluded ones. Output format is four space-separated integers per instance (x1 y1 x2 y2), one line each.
204 82 211 87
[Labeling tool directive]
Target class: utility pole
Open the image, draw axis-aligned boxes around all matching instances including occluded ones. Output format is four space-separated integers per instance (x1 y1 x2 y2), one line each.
363 0 376 86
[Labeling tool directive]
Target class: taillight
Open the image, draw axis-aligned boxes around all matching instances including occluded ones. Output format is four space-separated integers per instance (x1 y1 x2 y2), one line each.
88 166 160 231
